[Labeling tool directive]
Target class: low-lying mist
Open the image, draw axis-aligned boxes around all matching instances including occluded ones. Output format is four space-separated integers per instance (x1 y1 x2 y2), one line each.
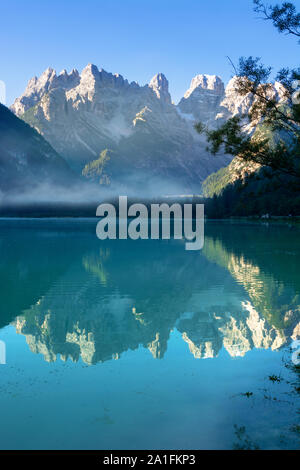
0 173 202 215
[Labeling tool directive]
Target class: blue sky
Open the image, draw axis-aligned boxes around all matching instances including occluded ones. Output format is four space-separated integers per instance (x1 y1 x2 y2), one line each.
2 0 300 105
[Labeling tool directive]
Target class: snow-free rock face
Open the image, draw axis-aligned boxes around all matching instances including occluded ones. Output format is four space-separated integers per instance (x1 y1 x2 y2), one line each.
11 67 80 116
11 65 289 193
149 73 171 104
11 65 234 192
178 74 225 125
178 74 287 127
185 74 225 98
216 77 287 123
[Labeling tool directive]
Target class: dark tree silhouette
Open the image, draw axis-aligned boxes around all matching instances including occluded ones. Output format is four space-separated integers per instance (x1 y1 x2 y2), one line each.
253 0 300 38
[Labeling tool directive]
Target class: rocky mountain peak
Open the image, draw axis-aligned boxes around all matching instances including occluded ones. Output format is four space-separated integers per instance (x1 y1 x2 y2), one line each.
41 66 55 78
184 74 225 99
56 68 80 87
217 76 288 123
70 68 80 77
10 65 235 190
177 74 225 124
11 66 80 115
81 63 99 81
36 67 56 91
149 73 171 104
78 65 130 91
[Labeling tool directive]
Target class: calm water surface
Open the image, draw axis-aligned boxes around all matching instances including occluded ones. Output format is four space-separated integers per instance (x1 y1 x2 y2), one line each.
0 219 299 450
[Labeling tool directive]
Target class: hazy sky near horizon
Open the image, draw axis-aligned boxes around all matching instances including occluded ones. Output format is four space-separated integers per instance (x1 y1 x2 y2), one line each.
2 0 300 105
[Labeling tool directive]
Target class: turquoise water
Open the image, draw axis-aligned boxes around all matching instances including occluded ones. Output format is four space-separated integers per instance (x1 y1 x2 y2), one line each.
0 219 299 450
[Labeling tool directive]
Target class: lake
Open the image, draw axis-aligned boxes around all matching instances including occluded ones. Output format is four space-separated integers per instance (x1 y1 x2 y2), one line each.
0 219 299 450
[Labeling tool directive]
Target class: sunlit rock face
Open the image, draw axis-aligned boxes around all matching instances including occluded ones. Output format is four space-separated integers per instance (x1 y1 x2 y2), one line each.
11 67 80 116
177 74 225 125
149 73 171 104
178 74 288 130
10 66 233 190
216 77 287 125
10 67 290 193
215 77 254 122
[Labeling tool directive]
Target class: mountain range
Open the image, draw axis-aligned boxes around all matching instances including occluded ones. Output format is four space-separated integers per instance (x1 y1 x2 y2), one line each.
8 66 249 194
1 64 288 199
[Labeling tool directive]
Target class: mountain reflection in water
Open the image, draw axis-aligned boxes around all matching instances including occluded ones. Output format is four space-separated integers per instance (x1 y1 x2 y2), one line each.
1 219 298 365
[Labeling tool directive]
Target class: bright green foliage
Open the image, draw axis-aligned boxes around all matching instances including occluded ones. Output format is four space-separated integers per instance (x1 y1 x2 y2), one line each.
82 149 112 184
202 166 234 198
